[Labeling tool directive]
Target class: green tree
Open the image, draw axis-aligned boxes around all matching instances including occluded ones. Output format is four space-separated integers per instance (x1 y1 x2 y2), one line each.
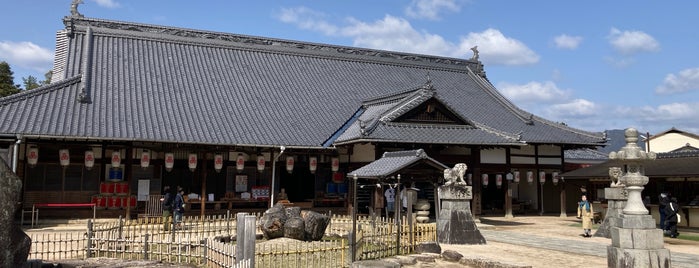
0 61 21 97
23 75 40 90
41 70 52 85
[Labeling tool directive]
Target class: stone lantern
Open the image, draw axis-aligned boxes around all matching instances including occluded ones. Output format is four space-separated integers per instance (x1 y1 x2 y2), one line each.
607 128 669 267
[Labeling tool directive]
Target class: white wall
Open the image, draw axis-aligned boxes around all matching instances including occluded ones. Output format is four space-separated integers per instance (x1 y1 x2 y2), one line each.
649 132 699 153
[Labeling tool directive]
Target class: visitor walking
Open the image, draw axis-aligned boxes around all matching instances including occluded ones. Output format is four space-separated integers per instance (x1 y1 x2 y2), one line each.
577 194 594 237
384 186 395 218
659 192 669 230
174 187 185 230
160 185 175 231
664 197 681 238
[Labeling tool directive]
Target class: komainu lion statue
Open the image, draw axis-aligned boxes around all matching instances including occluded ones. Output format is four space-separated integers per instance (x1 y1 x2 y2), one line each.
444 163 468 186
608 167 624 187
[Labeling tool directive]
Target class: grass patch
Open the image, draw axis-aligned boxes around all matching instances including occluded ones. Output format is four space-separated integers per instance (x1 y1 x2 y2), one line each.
670 233 699 242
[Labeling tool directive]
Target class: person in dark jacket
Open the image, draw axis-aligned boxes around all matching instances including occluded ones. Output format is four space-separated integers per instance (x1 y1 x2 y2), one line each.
174 187 185 229
664 197 681 238
160 186 174 231
658 192 669 230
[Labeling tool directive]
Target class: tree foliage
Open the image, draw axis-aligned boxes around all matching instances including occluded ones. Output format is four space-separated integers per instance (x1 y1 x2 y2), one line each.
0 61 21 97
23 75 40 90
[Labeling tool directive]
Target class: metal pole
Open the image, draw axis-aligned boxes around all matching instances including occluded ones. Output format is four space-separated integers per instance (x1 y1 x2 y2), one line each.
270 146 285 208
351 174 358 262
396 174 401 256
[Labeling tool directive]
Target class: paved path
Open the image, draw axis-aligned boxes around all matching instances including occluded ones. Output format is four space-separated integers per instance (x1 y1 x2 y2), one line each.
481 229 699 268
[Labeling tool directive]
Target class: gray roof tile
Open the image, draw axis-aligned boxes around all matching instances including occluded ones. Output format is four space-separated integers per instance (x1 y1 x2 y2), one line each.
0 17 606 148
349 149 448 179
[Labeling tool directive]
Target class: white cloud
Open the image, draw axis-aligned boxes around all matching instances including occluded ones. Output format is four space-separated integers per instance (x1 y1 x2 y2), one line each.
0 41 54 72
342 15 455 56
498 81 571 104
91 0 120 8
276 7 537 65
607 28 660 55
546 99 599 117
405 0 462 20
458 29 539 65
655 67 699 94
277 7 339 36
553 34 582 50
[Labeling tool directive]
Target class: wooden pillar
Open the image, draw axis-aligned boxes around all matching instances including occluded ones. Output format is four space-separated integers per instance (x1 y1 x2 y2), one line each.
200 153 208 218
125 147 132 220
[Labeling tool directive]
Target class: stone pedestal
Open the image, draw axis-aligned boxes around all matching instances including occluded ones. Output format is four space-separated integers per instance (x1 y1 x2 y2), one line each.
437 185 485 244
594 187 627 238
608 214 670 267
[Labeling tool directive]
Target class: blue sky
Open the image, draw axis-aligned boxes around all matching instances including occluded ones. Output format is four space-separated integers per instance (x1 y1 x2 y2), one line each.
2 0 699 136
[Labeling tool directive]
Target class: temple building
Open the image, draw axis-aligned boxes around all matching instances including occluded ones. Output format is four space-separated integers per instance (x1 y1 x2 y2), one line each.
0 9 606 219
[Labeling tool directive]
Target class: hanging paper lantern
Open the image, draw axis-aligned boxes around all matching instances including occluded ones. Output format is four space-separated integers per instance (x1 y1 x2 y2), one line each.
188 153 198 171
467 174 473 185
539 171 546 185
286 156 294 173
59 149 70 167
236 154 245 172
496 174 503 188
513 171 520 183
84 150 95 170
111 151 121 168
27 146 39 167
141 150 150 168
256 155 265 172
527 171 534 184
309 156 317 174
214 154 223 173
165 153 174 172
552 172 559 185
482 174 489 187
331 157 339 172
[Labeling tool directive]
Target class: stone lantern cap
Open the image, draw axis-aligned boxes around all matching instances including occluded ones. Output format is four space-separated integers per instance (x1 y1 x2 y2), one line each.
608 128 656 162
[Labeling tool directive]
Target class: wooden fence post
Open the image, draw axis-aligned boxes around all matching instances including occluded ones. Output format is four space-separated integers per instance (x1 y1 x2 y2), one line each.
143 233 149 260
236 212 247 264
244 214 256 267
86 219 93 258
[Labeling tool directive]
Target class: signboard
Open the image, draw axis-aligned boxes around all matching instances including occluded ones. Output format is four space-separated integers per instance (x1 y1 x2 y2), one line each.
137 179 150 201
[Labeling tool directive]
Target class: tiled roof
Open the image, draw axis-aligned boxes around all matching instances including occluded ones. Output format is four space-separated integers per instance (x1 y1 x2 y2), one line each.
561 151 699 179
348 149 448 179
0 16 606 148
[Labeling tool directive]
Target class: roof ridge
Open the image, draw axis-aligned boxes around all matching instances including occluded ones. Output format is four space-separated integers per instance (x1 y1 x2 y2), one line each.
65 16 482 71
0 75 82 106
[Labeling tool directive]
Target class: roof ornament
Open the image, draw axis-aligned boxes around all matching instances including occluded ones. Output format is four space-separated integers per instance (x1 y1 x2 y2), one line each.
424 72 434 90
70 0 84 17
470 46 479 61
359 120 367 136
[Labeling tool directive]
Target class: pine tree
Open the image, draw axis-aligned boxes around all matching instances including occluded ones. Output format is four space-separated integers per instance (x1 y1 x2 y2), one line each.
0 61 21 97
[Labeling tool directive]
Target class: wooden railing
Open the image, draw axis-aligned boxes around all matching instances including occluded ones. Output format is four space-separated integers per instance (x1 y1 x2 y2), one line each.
27 212 437 268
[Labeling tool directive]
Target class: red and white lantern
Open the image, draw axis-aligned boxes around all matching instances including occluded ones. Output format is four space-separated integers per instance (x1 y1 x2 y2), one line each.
165 153 174 172
188 153 198 171
309 156 317 173
256 156 265 172
331 157 339 172
552 172 559 185
286 156 294 173
111 151 121 168
59 149 70 167
539 171 546 185
496 174 503 188
236 154 245 172
84 150 95 170
482 174 489 187
27 146 39 167
140 150 150 168
513 171 520 183
214 154 223 173
527 171 534 184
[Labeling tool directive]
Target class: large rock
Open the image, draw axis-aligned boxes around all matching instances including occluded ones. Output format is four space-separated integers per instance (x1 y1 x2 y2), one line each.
259 204 288 239
284 217 305 240
0 158 31 267
301 210 330 241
